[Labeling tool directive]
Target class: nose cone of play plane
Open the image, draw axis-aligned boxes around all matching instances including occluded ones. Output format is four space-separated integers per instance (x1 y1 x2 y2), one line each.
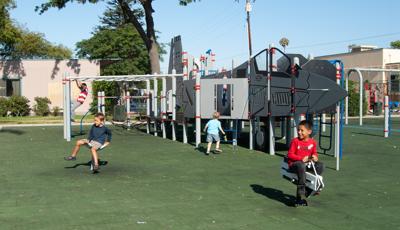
294 70 347 114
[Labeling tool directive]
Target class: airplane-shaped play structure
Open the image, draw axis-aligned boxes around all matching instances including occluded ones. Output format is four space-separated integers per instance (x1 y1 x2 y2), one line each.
62 36 347 171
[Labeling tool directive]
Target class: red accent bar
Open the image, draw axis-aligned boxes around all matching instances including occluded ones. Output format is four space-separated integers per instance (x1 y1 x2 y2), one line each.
270 48 275 54
195 116 201 119
291 65 296 75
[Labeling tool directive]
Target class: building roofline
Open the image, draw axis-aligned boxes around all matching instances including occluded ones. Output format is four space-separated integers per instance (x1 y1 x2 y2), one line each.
316 48 385 59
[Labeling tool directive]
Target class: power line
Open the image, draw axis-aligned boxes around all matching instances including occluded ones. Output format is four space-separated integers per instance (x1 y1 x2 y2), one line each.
288 32 400 50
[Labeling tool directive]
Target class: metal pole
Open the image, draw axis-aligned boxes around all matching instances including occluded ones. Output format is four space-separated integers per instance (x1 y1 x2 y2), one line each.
126 91 131 130
268 44 275 155
162 76 167 139
246 0 253 150
285 117 292 148
335 62 341 171
182 51 188 81
345 76 349 125
322 113 326 132
195 69 201 148
146 80 151 134
347 69 363 126
183 119 188 144
97 91 101 113
66 76 71 142
153 76 158 137
101 91 106 114
246 0 253 57
384 95 389 138
172 69 177 141
63 73 67 140
293 57 300 138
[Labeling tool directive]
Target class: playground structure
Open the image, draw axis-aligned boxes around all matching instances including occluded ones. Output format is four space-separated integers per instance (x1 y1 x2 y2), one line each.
345 68 400 137
63 36 348 170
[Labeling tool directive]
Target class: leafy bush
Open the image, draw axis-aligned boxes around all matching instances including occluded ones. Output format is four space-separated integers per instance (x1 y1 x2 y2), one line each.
348 80 368 116
8 96 30 116
0 97 10 116
52 106 61 116
33 97 51 116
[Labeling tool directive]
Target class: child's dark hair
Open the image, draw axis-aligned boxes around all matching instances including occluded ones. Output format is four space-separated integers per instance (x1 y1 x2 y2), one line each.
95 112 105 121
298 120 313 130
81 83 87 87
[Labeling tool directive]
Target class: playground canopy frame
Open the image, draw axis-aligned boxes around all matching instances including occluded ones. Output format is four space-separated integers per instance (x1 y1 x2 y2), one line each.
63 73 183 142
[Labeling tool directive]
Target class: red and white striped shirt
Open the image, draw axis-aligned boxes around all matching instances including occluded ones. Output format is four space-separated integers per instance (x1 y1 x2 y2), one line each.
77 88 88 103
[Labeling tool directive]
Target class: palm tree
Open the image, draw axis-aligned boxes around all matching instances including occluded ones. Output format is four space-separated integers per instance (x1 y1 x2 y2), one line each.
279 37 289 52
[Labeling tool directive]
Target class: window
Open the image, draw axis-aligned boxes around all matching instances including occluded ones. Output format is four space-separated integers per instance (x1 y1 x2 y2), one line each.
254 50 267 73
391 74 400 93
0 77 21 96
214 84 232 116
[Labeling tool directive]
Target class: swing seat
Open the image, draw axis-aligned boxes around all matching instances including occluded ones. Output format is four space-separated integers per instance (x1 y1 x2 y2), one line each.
280 157 324 195
87 143 109 173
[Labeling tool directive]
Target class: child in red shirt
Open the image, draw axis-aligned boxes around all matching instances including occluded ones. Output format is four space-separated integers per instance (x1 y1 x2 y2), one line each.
71 80 88 121
287 120 324 206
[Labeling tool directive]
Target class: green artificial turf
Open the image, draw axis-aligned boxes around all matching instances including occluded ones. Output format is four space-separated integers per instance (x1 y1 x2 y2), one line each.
0 123 399 230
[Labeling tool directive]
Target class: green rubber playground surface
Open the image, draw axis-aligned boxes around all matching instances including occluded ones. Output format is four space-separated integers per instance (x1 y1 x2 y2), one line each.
0 121 399 230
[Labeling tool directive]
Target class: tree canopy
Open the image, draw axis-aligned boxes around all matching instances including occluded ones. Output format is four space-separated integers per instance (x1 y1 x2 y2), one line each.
0 0 72 59
36 0 204 74
390 40 400 49
76 0 150 76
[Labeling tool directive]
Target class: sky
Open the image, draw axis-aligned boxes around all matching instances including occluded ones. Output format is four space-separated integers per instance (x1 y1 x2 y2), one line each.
10 0 400 73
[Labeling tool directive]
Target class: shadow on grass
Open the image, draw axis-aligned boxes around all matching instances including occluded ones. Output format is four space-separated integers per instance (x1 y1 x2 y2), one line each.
250 184 296 207
0 128 25 135
71 132 86 138
64 160 108 169
351 131 383 137
195 145 210 156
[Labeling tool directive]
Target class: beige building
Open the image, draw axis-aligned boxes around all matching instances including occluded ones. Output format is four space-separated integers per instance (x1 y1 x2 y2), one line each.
0 59 100 115
317 45 400 83
317 45 400 103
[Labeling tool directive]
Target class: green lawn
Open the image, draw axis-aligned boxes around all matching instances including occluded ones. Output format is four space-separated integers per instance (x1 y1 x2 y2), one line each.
0 123 399 229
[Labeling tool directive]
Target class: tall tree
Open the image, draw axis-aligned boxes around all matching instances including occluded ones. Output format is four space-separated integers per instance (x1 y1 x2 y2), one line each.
76 1 149 75
36 0 200 74
0 0 71 59
75 0 151 114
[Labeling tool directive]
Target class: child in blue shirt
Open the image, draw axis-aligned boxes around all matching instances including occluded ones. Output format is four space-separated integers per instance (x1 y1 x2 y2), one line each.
64 112 112 171
203 112 225 155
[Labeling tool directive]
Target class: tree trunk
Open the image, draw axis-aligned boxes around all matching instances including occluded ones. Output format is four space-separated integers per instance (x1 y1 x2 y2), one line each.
142 0 160 74
148 38 160 74
117 0 160 74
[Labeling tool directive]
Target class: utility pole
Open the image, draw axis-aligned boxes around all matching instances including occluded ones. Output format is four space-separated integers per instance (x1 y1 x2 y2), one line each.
246 0 254 150
246 0 253 56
